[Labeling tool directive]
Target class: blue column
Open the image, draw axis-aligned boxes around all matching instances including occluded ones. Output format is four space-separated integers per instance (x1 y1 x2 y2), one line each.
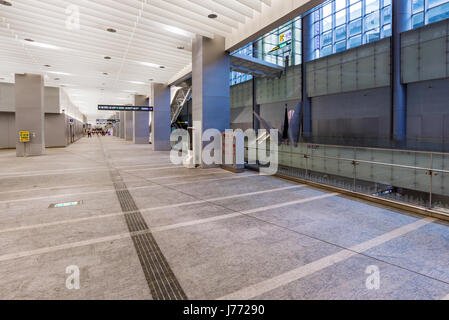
119 111 125 139
392 0 410 141
302 14 313 138
192 35 230 167
152 83 171 151
133 95 150 144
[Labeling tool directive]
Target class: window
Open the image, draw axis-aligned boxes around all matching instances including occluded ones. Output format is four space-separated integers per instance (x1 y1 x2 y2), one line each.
230 17 302 85
257 17 302 67
312 0 392 58
229 45 254 86
412 0 449 28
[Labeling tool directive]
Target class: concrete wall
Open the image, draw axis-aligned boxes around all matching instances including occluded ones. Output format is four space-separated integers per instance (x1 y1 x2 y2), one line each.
0 84 15 112
260 99 299 132
402 19 449 84
65 116 85 146
45 87 60 113
0 83 61 113
407 78 449 143
0 112 16 148
0 82 86 149
45 113 67 148
311 87 391 140
1 112 84 149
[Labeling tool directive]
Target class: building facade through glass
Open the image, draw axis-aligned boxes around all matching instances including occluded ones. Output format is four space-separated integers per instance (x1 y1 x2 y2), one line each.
229 0 449 85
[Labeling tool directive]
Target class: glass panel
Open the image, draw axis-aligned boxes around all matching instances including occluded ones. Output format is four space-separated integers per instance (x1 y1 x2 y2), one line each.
382 23 392 37
348 34 362 47
365 29 380 42
412 0 425 13
321 30 333 46
382 5 392 24
366 0 380 14
323 15 333 31
336 9 347 26
323 3 333 17
412 12 425 28
349 2 362 20
321 45 333 56
349 18 362 35
427 2 449 23
336 0 347 11
428 0 449 9
335 40 347 52
365 11 380 31
335 25 347 41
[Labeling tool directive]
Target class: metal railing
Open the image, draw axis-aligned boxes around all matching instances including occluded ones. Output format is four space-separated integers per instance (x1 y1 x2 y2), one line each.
246 140 449 214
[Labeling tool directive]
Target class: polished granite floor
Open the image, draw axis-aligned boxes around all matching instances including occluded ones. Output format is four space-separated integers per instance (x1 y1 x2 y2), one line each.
0 136 448 300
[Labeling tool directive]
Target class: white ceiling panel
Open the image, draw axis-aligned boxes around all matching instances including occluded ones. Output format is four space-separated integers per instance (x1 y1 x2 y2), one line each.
0 0 273 120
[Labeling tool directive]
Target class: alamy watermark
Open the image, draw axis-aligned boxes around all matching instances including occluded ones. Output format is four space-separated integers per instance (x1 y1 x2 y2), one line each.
365 265 380 290
66 265 80 290
170 122 279 175
65 5 80 30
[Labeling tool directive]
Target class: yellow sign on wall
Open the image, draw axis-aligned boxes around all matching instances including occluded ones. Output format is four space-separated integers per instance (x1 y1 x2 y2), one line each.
19 131 30 143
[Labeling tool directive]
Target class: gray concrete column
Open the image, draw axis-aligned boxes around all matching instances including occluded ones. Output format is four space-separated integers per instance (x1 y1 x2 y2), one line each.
125 111 133 141
15 74 45 157
115 112 120 137
151 83 171 151
302 14 314 138
392 0 410 142
133 95 150 144
119 111 125 139
192 35 230 167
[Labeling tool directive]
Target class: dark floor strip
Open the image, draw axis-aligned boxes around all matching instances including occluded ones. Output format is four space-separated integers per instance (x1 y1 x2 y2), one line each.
100 141 187 300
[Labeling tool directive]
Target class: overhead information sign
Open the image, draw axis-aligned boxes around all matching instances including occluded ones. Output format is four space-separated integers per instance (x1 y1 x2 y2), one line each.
97 119 120 124
98 105 153 112
19 131 30 143
279 30 292 44
268 30 293 54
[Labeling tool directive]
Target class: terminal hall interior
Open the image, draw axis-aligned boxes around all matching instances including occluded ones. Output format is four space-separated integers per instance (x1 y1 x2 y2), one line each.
1 0 449 301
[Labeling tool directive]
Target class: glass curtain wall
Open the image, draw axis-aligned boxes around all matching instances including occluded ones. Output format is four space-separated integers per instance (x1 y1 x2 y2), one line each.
411 0 449 28
312 0 392 59
230 17 301 85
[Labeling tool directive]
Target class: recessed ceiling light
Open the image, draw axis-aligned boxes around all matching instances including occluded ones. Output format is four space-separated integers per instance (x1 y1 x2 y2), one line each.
44 65 51 68
160 66 165 69
208 13 218 19
103 72 109 75
54 78 60 80
24 38 34 42
149 79 154 81
104 56 111 60
0 0 12 6
25 41 60 50
177 46 185 50
106 28 117 33
47 71 71 76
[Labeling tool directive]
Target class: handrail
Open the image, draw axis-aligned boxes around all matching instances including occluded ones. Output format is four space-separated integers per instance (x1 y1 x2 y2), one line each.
246 146 449 174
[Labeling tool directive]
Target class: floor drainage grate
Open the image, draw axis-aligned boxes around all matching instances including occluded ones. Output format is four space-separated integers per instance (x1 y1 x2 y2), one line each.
108 168 187 300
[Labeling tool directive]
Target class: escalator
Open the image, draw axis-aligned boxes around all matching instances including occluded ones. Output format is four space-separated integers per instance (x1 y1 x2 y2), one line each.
170 86 192 130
